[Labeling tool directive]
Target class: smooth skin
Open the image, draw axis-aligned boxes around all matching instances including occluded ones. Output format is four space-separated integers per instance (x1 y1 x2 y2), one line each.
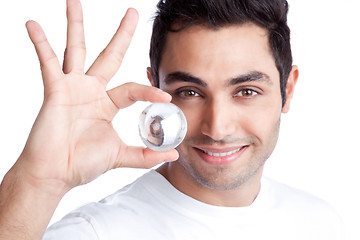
154 24 299 207
0 0 178 239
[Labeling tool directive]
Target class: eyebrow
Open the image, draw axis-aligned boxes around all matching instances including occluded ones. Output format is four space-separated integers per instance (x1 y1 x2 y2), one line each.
163 71 272 87
227 71 272 87
163 72 208 87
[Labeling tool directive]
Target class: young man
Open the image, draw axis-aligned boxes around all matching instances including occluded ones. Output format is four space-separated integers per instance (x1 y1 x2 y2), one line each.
0 0 344 239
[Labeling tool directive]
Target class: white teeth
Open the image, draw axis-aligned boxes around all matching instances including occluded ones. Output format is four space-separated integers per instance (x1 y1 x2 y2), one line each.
203 147 243 157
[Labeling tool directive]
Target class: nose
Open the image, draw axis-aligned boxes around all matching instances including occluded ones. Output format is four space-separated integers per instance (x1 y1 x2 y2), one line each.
200 98 236 141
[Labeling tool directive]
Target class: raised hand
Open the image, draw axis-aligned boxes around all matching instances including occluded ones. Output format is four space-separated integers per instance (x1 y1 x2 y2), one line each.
17 0 178 190
0 0 178 238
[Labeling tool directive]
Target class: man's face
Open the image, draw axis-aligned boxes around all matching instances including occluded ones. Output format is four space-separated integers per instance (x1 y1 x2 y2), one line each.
155 23 288 190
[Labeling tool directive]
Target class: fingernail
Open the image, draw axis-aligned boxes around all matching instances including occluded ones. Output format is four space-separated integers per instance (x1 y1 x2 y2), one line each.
166 150 179 162
156 88 172 100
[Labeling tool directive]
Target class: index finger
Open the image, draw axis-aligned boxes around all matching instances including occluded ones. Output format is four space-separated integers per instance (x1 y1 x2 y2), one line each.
86 8 139 84
107 82 172 110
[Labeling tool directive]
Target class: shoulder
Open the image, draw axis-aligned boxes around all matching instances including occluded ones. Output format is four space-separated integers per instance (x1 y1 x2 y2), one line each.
262 176 332 209
261 176 343 223
45 170 166 239
76 170 161 216
257 177 345 239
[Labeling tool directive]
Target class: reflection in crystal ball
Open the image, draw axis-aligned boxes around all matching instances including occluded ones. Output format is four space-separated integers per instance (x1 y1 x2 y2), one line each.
139 103 187 152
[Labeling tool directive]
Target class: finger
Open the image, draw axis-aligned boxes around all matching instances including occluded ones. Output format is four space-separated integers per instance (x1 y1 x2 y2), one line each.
107 82 172 109
117 146 179 169
63 0 86 74
86 8 138 84
26 20 63 85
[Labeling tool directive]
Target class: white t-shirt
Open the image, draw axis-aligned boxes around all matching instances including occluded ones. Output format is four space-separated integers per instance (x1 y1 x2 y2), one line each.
43 170 344 240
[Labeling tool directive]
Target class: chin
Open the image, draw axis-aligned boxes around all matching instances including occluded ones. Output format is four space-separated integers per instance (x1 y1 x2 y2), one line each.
181 158 264 191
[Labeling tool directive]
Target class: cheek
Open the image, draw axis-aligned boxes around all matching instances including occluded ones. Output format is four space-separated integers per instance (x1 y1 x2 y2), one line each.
234 97 282 133
182 108 203 137
242 103 282 142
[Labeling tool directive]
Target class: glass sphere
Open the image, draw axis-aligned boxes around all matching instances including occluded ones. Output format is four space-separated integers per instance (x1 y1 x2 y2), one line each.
138 103 187 152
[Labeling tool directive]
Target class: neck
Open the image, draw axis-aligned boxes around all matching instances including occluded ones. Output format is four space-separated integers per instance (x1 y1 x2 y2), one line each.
157 162 263 207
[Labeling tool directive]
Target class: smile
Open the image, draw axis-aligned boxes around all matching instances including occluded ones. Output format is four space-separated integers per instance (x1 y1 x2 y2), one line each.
194 145 247 166
202 147 243 157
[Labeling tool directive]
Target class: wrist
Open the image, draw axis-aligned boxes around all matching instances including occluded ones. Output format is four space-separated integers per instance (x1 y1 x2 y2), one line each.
10 156 71 198
0 160 69 239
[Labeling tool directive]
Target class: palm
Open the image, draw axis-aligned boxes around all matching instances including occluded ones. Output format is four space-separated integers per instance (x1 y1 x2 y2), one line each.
20 0 177 190
34 74 121 186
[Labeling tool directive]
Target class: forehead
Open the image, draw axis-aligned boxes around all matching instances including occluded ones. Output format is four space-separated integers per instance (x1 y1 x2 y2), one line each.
159 23 279 87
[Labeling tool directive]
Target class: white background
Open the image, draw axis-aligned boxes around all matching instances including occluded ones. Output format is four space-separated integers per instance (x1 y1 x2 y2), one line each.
0 0 359 239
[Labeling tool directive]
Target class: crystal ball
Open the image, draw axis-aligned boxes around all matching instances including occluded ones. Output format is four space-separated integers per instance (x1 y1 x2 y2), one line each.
138 102 187 152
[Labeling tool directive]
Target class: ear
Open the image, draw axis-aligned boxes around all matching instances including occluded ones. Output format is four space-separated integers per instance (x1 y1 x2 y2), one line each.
147 67 155 86
282 65 299 113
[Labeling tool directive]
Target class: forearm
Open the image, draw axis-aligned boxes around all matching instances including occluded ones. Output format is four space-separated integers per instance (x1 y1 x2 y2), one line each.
0 161 68 240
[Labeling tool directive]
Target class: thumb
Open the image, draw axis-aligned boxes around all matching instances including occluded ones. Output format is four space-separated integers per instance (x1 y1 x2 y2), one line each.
114 146 179 169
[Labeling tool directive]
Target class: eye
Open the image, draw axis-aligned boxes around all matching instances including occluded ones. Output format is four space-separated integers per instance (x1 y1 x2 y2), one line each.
236 89 258 97
178 89 200 98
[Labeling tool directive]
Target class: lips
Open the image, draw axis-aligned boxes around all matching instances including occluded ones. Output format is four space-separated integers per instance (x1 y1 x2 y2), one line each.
194 146 247 165
202 147 243 157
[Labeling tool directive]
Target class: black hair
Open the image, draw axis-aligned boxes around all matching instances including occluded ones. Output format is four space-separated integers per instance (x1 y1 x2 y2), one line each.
150 0 292 106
